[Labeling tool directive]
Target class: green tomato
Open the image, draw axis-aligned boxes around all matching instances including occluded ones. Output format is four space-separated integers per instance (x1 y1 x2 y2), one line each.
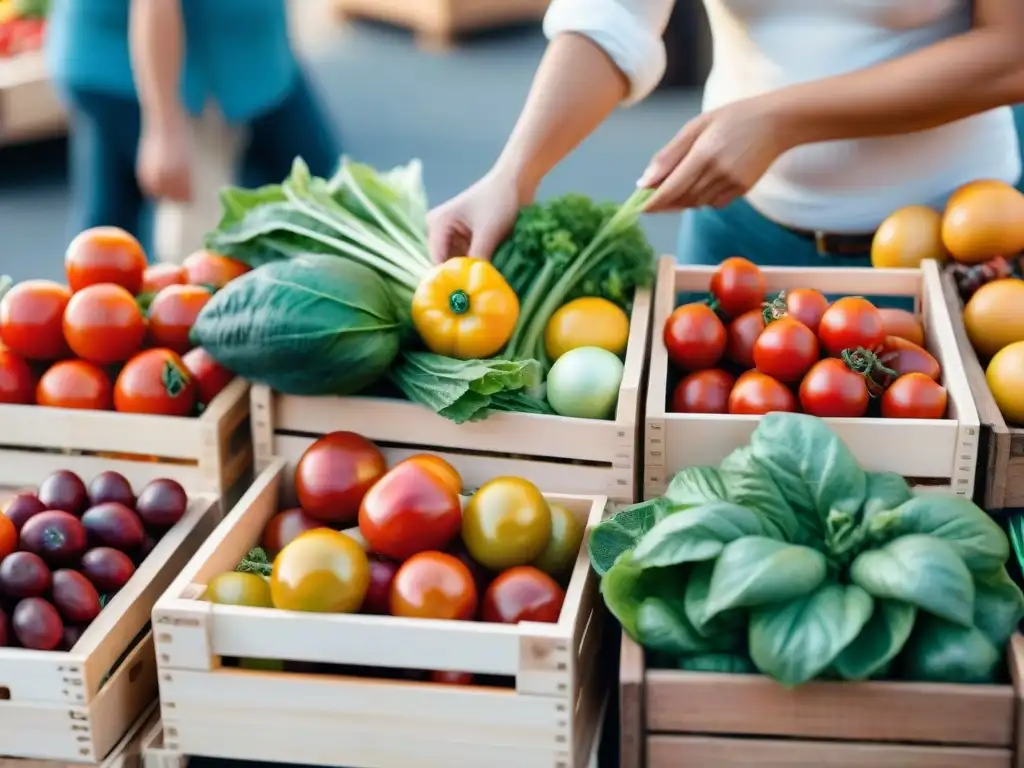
546 346 623 419
532 503 585 578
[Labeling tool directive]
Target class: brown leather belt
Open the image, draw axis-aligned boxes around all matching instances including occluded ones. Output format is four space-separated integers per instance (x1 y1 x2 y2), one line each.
787 227 876 257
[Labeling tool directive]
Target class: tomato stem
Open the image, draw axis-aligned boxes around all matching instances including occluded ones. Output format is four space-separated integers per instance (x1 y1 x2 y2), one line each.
762 292 787 324
840 347 897 396
702 295 721 314
161 359 192 398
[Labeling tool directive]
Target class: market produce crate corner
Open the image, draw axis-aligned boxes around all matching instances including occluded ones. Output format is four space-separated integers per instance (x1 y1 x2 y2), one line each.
249 283 648 507
150 456 607 768
644 256 980 498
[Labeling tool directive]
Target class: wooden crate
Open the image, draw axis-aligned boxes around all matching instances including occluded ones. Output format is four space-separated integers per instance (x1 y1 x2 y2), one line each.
333 0 550 49
0 378 252 512
644 257 980 499
620 632 1021 768
939 272 1024 513
0 475 221 763
151 457 608 768
0 51 66 146
251 287 650 507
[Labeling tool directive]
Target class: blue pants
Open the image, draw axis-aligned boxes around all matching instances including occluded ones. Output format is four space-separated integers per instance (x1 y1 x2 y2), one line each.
66 69 338 260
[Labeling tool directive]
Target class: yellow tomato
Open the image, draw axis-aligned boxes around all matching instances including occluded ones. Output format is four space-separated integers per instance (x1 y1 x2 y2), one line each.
270 528 370 613
207 572 273 607
871 206 948 268
963 278 1024 359
462 477 551 571
531 503 585 577
544 297 629 362
987 341 1024 425
411 257 519 359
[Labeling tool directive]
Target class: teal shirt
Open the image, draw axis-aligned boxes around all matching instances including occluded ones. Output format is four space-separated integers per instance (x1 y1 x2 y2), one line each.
46 0 297 122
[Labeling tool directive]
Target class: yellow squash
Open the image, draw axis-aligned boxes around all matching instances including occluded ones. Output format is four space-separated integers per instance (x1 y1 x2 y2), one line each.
412 257 519 359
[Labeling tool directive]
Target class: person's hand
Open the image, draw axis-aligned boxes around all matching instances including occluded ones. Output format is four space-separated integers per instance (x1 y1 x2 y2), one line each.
136 114 193 203
639 96 793 213
427 169 527 264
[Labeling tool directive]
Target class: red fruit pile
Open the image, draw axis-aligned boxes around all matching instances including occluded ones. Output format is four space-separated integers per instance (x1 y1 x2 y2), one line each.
0 470 189 650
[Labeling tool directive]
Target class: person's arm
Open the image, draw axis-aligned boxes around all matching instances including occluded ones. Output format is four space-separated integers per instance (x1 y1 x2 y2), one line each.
129 0 185 126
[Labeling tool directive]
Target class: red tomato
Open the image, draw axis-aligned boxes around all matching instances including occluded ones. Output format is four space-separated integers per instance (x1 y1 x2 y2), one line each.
663 303 726 371
147 285 212 354
725 309 764 368
783 289 829 334
65 226 147 295
181 347 234 405
799 358 870 418
727 371 797 415
753 317 820 383
878 336 940 381
396 454 463 496
261 508 324 556
142 263 187 294
182 250 251 289
881 373 948 419
0 348 35 404
390 551 478 620
710 257 766 318
429 670 474 685
114 348 196 416
36 360 113 410
818 297 885 357
63 284 146 365
358 462 462 561
294 432 387 524
481 566 565 624
878 308 925 347
0 280 71 361
671 369 734 414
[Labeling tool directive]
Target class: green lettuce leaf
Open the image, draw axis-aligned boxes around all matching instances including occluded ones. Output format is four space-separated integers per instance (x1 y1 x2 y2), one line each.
630 501 768 569
833 599 917 681
899 615 1001 684
589 497 680 576
973 567 1024 648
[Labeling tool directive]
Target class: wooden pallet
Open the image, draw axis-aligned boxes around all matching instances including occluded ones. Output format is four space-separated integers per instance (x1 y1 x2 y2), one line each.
939 271 1024 513
251 286 649 507
151 457 608 768
333 0 550 50
620 632 1021 768
0 378 252 513
0 476 220 763
644 258 980 499
0 51 66 146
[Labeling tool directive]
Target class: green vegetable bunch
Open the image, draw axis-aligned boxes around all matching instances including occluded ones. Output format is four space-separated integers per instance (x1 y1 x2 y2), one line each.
594 413 1024 687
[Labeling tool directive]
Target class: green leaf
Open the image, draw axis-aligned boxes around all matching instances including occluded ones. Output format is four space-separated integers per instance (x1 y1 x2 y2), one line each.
665 467 730 506
599 552 646 638
899 615 1001 683
973 568 1024 648
749 583 874 686
631 501 768 569
683 560 745 640
589 497 680 576
636 595 716 656
861 472 913 519
705 536 827 619
748 413 867 532
678 654 756 674
719 449 802 543
850 534 975 626
867 494 1009 574
833 600 917 681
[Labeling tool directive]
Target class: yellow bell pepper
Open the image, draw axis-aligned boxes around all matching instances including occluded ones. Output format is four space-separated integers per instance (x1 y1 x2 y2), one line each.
411 257 519 359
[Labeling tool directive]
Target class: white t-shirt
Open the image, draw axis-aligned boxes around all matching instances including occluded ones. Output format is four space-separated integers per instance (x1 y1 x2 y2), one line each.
544 0 1021 233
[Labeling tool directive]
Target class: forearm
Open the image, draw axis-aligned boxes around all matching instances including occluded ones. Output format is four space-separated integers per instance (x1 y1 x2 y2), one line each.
129 0 185 125
492 34 629 199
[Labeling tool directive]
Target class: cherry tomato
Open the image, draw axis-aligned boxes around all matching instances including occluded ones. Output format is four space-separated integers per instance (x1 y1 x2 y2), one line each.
271 528 370 613
429 670 474 685
182 347 234 405
727 371 797 415
63 284 146 365
482 566 566 624
390 551 478 621
0 347 34 404
710 257 766 318
261 507 324 556
142 263 187 294
670 369 734 414
878 336 940 381
462 477 551 571
799 358 870 418
36 360 113 410
783 289 829 334
207 572 273 608
725 309 764 368
147 285 212 354
363 556 399 615
182 250 251 289
0 513 15 562
295 432 387 524
65 226 147 295
663 303 726 371
878 308 925 347
881 373 948 419
753 317 820 383
396 454 463 495
531 503 585 578
818 297 885 357
114 348 197 416
0 280 71 361
359 461 462 561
